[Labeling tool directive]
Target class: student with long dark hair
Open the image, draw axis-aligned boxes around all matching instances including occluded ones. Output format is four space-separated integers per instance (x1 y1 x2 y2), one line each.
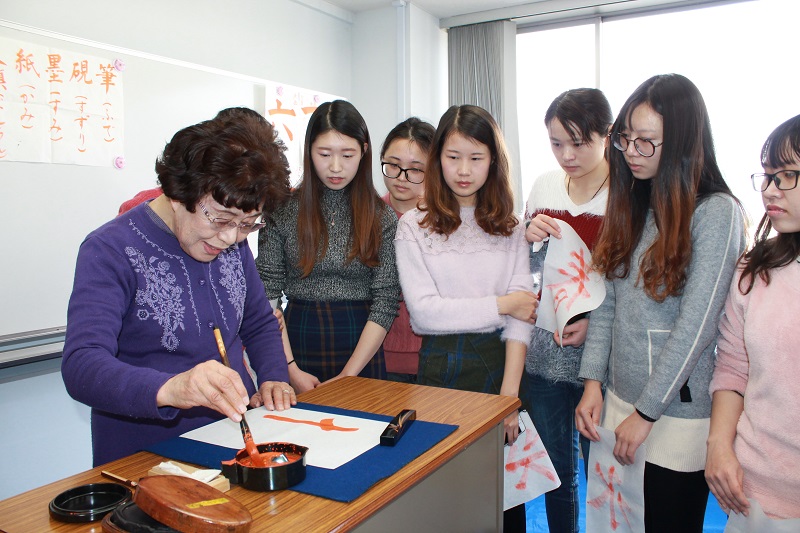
522 88 613 533
257 100 399 390
575 74 745 533
706 114 800 521
395 104 537 531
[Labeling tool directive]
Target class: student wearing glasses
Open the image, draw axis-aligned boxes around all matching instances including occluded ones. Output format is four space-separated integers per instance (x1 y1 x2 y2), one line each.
257 100 400 391
62 113 295 466
575 74 745 533
379 117 436 383
706 114 800 521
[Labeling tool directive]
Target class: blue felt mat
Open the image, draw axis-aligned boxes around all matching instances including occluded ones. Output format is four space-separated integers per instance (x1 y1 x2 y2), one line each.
146 402 458 502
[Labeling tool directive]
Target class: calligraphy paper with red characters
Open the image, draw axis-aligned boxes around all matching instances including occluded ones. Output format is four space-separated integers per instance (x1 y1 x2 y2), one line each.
0 36 123 166
263 84 339 187
503 410 560 510
181 406 387 469
586 426 645 533
535 220 606 345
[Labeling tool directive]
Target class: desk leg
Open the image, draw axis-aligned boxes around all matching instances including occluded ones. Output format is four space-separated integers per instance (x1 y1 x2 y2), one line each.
355 424 504 532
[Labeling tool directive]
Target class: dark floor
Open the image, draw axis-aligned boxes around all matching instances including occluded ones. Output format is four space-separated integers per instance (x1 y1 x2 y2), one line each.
524 460 730 532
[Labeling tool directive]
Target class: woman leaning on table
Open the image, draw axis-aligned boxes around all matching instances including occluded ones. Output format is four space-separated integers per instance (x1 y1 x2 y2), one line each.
62 111 296 466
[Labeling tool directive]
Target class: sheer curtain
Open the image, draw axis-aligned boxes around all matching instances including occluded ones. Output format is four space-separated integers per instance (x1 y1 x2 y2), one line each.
448 20 523 211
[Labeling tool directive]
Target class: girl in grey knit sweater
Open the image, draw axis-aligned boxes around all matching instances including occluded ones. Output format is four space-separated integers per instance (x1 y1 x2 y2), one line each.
575 74 745 533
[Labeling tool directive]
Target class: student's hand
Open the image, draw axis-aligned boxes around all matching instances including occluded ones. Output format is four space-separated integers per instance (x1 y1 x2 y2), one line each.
497 291 539 323
526 214 561 243
323 373 348 384
613 411 653 465
289 366 321 393
706 441 750 516
575 380 603 442
156 360 249 422
273 308 286 332
503 411 520 445
554 318 589 346
251 381 296 411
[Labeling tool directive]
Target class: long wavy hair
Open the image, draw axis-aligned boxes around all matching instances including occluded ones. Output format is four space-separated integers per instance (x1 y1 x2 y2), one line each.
592 74 736 301
420 105 516 237
739 113 800 293
294 100 384 277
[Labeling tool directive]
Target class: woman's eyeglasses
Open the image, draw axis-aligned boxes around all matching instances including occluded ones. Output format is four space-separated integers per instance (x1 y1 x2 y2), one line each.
381 162 425 184
198 202 266 233
751 170 800 191
611 132 663 158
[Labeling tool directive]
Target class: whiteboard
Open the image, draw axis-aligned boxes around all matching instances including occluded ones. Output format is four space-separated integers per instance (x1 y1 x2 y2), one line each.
0 25 260 338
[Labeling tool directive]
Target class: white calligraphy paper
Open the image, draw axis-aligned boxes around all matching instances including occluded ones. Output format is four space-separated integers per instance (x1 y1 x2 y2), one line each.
535 220 605 344
503 410 561 510
0 36 124 166
724 499 800 533
181 406 387 469
585 426 646 533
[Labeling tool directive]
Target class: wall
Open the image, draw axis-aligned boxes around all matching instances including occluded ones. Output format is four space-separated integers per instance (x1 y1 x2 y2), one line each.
351 2 448 194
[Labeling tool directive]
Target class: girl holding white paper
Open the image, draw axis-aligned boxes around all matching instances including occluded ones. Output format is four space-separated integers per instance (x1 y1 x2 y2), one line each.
522 88 612 533
706 114 800 522
395 104 536 532
575 74 746 533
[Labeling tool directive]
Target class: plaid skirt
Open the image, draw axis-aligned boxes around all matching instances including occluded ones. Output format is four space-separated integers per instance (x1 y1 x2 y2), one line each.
418 331 505 394
285 299 386 382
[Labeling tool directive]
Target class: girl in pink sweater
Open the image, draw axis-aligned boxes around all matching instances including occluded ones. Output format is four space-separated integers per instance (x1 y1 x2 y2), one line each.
706 114 800 520
395 105 537 532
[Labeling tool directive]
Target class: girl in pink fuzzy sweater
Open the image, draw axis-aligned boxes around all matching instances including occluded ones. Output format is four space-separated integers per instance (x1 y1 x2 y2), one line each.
706 114 800 520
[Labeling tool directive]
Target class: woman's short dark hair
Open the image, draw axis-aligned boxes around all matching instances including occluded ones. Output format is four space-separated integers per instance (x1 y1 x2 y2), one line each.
380 117 436 159
544 88 613 142
156 113 291 216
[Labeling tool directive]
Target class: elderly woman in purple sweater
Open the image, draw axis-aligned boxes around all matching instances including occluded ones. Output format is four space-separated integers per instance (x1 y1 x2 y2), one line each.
62 112 295 466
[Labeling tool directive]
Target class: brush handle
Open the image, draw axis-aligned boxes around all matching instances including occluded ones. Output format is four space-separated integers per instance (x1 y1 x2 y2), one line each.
101 470 137 489
212 327 231 368
212 326 267 467
240 413 268 467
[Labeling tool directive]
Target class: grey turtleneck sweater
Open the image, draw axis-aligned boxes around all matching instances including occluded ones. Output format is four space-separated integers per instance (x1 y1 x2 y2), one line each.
257 186 399 331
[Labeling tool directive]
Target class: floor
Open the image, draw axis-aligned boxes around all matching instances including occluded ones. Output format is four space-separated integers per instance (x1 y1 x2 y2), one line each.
524 461 730 532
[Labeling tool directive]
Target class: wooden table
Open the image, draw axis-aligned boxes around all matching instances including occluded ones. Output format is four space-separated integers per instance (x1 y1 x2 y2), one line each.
0 377 518 532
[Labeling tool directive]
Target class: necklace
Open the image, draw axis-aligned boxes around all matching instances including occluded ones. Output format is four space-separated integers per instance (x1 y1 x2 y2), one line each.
329 210 336 228
567 174 609 201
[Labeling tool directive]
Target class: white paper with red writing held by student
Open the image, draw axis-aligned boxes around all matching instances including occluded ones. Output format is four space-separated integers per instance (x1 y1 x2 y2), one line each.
503 410 560 510
586 425 646 533
535 220 606 345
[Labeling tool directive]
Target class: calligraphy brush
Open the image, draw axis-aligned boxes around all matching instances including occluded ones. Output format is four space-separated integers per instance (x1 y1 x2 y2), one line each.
213 326 268 468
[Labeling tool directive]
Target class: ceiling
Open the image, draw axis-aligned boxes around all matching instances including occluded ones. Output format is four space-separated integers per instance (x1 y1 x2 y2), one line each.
323 0 540 20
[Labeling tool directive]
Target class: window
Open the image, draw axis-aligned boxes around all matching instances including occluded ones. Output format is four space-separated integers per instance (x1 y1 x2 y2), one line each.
517 0 800 225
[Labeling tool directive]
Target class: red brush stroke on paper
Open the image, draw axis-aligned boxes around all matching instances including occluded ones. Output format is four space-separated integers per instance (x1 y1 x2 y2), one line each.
546 248 594 313
263 414 358 432
588 462 633 531
505 429 557 490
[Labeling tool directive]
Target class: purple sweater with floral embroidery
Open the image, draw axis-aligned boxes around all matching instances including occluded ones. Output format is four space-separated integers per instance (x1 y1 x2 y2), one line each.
62 203 288 466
